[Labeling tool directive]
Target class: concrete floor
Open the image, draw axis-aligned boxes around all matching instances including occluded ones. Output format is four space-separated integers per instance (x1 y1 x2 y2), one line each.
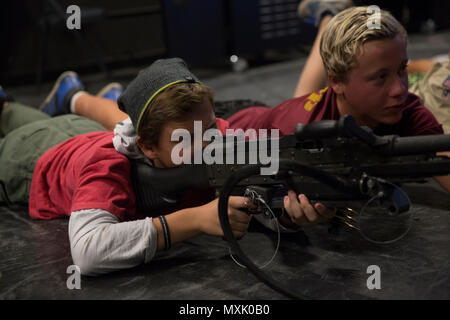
1 181 449 300
1 29 450 300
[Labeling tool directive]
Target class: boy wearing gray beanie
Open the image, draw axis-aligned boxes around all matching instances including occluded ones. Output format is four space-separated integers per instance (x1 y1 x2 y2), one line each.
1 58 253 275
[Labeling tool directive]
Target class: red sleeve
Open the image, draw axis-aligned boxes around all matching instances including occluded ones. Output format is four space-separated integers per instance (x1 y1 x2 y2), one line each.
70 156 136 222
216 117 230 135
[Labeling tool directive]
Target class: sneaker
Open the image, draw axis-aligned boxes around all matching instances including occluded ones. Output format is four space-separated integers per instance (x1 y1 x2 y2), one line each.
298 0 353 27
0 86 6 115
0 85 14 115
96 82 123 102
0 85 6 99
40 71 84 116
0 85 14 102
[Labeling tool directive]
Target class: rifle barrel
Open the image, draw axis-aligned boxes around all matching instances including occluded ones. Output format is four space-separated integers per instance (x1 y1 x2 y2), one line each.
389 134 450 155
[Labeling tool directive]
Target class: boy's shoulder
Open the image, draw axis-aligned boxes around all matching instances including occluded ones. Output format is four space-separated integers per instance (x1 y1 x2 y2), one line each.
64 131 121 156
266 87 338 135
37 130 130 172
402 92 444 135
376 92 444 136
71 131 133 169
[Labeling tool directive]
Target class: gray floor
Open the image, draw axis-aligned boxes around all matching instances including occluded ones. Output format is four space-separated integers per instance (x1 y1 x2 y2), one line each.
1 181 449 300
1 30 450 300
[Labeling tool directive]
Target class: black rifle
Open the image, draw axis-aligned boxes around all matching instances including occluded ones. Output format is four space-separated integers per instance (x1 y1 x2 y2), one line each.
131 115 450 218
130 115 450 299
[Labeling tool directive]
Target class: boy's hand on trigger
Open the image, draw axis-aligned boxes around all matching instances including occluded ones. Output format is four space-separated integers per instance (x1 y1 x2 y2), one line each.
282 190 335 226
198 196 255 239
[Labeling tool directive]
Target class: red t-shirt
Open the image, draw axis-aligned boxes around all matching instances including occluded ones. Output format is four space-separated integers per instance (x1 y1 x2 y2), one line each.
29 131 136 221
29 118 230 222
226 87 444 136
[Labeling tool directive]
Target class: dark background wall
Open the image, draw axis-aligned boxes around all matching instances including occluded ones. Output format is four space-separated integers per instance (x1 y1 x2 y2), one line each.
1 0 449 86
1 0 166 85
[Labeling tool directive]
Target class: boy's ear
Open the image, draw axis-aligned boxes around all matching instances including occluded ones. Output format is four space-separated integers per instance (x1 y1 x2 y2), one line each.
136 136 158 161
328 74 345 95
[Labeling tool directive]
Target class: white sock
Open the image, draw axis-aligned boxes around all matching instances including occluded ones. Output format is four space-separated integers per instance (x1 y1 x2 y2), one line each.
70 91 87 114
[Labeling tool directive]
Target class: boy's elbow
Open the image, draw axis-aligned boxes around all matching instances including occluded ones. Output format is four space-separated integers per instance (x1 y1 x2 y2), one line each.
70 245 108 277
71 252 100 276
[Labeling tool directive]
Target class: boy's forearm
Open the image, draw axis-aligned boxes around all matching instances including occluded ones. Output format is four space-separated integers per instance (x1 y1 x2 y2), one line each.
69 207 204 276
433 175 450 194
153 207 202 250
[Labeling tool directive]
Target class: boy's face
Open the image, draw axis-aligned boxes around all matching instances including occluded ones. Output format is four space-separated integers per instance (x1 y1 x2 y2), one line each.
331 34 409 128
141 98 217 168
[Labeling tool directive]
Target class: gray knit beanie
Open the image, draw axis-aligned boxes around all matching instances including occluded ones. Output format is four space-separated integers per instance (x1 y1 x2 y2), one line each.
117 58 200 134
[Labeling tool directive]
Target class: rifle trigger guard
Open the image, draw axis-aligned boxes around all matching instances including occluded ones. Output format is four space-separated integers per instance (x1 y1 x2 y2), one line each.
244 186 274 217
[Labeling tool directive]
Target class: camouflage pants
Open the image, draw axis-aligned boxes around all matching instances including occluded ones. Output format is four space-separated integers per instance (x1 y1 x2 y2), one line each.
409 61 450 133
0 103 105 205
